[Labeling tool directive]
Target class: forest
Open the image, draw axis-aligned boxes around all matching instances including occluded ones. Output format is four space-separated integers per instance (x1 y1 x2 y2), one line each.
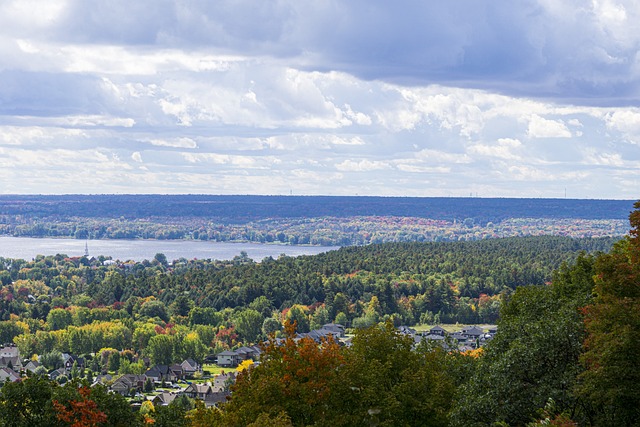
0 201 637 426
0 195 632 245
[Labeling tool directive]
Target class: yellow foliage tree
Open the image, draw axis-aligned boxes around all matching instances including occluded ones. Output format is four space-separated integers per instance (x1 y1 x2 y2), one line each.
236 359 254 372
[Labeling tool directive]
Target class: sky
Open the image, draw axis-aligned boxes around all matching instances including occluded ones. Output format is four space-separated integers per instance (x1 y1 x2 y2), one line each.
0 1 639 199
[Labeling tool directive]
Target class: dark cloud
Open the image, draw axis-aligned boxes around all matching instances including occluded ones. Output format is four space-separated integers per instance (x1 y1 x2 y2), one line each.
39 1 639 105
0 71 112 116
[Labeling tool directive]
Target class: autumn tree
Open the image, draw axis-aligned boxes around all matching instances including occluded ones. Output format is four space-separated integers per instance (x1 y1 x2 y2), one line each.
578 200 640 426
328 321 458 427
215 320 343 426
52 386 107 427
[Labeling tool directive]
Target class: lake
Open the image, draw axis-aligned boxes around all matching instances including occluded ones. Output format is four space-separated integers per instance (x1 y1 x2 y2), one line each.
0 236 339 262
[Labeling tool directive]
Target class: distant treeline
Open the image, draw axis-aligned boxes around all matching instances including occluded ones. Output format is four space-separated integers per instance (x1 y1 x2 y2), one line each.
0 194 634 222
0 195 632 245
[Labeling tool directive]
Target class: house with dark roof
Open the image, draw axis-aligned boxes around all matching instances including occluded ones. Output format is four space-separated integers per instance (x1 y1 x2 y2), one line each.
152 392 178 406
169 364 185 381
110 374 147 396
144 365 177 382
321 323 346 337
462 326 484 339
50 368 66 379
203 391 230 408
184 383 214 400
180 358 201 377
215 345 262 367
428 325 446 336
0 367 20 383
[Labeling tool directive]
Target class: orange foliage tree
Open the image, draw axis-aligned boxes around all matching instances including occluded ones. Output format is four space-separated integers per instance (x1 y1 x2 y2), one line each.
52 386 107 427
215 320 344 426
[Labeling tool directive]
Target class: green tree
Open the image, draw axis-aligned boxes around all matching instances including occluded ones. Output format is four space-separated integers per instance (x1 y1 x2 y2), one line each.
46 308 73 330
234 309 263 343
0 322 25 344
261 317 281 337
578 201 640 426
179 332 207 364
286 306 309 333
108 351 121 372
170 295 194 317
154 253 169 267
153 398 189 427
188 307 223 327
451 254 596 426
329 321 456 426
147 334 175 365
138 300 169 322
40 350 64 371
0 375 55 426
133 322 157 353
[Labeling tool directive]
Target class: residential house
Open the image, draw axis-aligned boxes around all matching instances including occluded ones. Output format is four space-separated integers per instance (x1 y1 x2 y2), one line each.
234 346 260 362
423 333 446 342
180 358 201 377
398 326 417 336
64 355 85 371
152 392 178 406
92 373 113 386
0 344 22 371
0 344 19 359
462 326 484 339
321 323 346 337
0 367 20 383
49 368 67 381
110 374 147 396
23 360 41 373
216 351 240 367
213 372 236 392
145 365 176 383
184 383 214 400
169 364 185 381
203 391 230 408
428 325 447 336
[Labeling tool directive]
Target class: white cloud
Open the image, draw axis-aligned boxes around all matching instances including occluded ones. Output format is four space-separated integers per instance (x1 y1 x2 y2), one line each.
527 115 572 138
604 109 640 142
468 138 523 160
147 138 198 149
335 159 391 172
0 1 639 198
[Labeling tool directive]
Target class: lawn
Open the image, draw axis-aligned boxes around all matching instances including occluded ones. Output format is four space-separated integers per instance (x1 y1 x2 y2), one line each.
203 363 232 376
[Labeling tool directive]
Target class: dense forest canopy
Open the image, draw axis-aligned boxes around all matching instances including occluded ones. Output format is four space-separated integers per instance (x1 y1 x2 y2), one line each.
0 236 618 329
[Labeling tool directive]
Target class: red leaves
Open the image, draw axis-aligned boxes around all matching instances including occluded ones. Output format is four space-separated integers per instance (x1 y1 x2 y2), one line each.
52 386 107 427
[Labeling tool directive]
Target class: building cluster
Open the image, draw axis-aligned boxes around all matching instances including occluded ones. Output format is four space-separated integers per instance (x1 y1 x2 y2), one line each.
214 323 346 368
0 343 235 408
398 324 498 350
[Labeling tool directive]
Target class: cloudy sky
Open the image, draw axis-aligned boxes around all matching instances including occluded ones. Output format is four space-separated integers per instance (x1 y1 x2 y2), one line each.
1 1 639 198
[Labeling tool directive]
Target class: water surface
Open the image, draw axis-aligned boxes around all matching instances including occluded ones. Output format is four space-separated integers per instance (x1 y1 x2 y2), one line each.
0 236 339 262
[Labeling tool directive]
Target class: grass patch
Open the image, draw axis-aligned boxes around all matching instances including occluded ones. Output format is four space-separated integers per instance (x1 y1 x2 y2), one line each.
203 363 231 376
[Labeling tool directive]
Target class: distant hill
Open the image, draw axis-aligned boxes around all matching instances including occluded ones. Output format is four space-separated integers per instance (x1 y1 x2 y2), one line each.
0 195 634 223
